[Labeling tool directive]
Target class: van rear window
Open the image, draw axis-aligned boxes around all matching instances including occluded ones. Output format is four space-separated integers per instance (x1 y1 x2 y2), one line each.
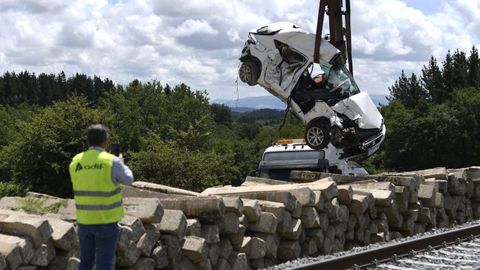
263 150 325 161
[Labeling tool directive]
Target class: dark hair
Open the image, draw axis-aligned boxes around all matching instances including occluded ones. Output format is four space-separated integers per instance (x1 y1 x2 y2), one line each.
87 124 109 146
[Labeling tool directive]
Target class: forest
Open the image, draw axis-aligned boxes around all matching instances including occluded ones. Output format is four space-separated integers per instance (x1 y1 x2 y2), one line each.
0 46 480 198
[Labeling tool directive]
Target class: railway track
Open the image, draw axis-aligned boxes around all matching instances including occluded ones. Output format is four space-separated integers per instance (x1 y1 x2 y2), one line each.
373 235 480 270
289 223 480 270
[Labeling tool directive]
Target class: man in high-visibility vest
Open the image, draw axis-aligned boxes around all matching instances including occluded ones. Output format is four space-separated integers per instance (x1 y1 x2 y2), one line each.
69 124 133 270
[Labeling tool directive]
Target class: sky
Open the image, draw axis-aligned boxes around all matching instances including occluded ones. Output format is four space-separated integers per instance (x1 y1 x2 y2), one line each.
0 0 479 100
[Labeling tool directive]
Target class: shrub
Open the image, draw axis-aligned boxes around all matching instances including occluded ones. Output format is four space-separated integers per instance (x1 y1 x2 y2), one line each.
0 181 28 197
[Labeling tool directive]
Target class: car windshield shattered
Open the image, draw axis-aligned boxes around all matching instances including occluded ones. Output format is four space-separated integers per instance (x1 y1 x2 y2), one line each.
326 64 360 95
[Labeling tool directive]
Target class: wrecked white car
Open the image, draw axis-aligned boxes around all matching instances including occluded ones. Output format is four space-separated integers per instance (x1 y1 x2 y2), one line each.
238 22 385 159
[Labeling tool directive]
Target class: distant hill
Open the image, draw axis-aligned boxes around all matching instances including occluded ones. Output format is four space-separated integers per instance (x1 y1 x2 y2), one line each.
212 96 286 112
233 108 284 123
227 107 259 113
213 94 389 111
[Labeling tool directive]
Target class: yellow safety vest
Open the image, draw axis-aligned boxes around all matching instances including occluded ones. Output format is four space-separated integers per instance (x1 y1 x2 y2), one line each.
69 149 124 224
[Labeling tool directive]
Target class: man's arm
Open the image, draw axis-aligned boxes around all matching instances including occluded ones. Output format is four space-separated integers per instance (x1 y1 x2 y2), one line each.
112 156 134 185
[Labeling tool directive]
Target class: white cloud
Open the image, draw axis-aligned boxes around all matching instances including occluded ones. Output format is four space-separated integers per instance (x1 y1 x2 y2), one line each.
173 19 219 37
0 0 67 14
58 22 96 48
0 0 479 100
226 28 242 43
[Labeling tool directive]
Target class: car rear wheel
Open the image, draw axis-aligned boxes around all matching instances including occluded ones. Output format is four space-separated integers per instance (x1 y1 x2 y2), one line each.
239 61 260 86
305 121 331 150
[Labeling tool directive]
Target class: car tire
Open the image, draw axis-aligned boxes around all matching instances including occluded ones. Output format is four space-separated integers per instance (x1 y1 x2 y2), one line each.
305 120 331 150
239 61 260 86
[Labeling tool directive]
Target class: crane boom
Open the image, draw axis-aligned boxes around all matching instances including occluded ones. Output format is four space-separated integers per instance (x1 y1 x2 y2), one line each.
314 0 353 74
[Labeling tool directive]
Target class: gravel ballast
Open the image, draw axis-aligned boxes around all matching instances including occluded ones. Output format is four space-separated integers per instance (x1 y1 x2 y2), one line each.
264 219 480 270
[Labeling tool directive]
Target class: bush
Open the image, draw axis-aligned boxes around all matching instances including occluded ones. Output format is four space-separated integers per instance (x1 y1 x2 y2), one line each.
0 181 28 197
129 134 234 192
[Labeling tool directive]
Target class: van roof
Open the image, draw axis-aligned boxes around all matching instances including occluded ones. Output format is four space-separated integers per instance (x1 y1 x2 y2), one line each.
263 141 346 165
264 143 315 153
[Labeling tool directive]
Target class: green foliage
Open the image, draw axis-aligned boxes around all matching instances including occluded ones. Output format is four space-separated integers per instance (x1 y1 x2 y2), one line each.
0 71 115 106
0 104 36 147
210 104 232 127
378 46 480 172
0 181 28 197
0 68 334 196
421 57 443 103
236 109 284 124
4 45 480 196
388 71 427 108
129 134 229 191
14 197 67 214
468 47 480 88
0 96 110 197
101 81 215 152
451 50 469 90
2 44 480 192
0 70 305 196
442 50 455 101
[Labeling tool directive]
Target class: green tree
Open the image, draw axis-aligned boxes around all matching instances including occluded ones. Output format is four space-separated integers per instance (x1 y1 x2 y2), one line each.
376 47 480 172
379 101 415 170
0 96 111 197
0 105 36 147
0 182 29 197
101 80 215 152
388 71 427 108
210 103 232 127
129 134 230 191
468 46 480 89
421 57 444 103
452 49 469 90
0 72 308 195
442 50 454 102
449 87 480 165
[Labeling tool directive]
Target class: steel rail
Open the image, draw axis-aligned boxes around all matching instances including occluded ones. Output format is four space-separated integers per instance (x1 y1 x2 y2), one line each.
291 223 480 270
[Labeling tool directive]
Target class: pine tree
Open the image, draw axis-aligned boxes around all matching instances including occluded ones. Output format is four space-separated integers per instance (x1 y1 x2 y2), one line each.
442 50 454 102
468 46 480 89
451 49 468 89
55 71 67 101
421 57 443 103
407 73 427 107
164 84 172 95
38 73 55 106
388 71 427 108
3 72 15 105
17 71 38 104
0 75 3 104
388 70 409 102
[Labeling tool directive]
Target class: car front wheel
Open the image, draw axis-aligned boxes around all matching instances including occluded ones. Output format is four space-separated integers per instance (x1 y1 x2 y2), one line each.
305 121 331 150
239 61 260 86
